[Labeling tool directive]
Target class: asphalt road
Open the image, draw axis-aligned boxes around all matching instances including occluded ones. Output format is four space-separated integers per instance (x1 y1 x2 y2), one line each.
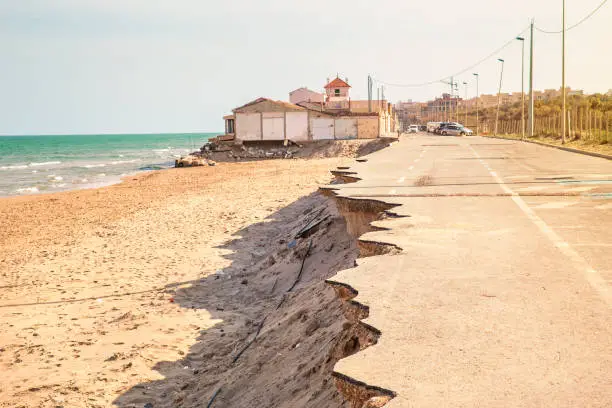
327 133 612 407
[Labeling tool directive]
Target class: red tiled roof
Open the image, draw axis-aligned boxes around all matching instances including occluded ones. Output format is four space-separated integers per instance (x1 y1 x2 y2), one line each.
324 77 351 89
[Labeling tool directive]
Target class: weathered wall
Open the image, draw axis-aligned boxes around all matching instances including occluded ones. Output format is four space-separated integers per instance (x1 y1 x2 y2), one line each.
286 112 309 141
357 117 379 139
350 100 386 113
335 118 358 140
236 113 262 141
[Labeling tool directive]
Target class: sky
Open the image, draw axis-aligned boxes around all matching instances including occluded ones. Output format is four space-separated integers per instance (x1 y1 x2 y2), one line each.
0 0 610 135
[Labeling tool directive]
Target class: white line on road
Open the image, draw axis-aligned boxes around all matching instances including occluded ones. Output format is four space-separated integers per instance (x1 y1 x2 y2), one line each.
469 145 611 306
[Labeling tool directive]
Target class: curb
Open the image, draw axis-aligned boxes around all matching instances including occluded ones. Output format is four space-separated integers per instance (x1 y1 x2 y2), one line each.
482 135 612 161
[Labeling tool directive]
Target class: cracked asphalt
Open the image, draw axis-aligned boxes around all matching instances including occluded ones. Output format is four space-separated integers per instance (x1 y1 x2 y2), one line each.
326 134 612 407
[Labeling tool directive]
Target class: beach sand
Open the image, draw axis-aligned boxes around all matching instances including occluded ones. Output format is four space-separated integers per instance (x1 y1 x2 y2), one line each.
0 157 360 408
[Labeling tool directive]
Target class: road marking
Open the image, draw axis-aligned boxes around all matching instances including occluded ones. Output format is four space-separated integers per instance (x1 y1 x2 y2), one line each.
397 177 405 183
469 145 611 306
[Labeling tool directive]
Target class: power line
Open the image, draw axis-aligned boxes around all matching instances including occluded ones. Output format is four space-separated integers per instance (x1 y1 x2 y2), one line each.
536 0 608 34
373 25 529 88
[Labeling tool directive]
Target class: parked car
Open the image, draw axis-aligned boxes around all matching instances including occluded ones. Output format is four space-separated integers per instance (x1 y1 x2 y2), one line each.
439 124 472 136
427 122 441 133
434 122 452 134
409 125 419 133
461 127 474 136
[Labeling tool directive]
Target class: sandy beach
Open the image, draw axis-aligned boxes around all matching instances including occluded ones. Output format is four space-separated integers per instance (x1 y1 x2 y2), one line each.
0 151 371 407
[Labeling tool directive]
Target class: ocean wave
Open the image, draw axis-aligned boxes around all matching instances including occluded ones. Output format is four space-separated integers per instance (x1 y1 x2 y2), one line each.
30 161 62 167
15 186 39 194
51 183 67 188
82 164 106 168
110 159 140 165
1 165 29 170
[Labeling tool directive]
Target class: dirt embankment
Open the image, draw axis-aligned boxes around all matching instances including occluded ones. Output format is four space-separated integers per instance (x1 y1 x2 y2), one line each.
199 138 395 163
113 192 362 407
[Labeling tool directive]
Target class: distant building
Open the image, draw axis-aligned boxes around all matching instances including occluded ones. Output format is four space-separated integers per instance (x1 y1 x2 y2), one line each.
324 77 351 111
289 87 324 104
218 75 398 142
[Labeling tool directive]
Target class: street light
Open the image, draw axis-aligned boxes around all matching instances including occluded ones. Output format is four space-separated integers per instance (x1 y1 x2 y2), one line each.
562 0 567 143
462 81 468 126
495 58 505 137
516 36 525 140
454 82 460 122
473 73 479 135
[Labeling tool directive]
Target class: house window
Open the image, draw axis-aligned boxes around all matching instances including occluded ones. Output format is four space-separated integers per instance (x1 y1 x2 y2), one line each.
334 89 340 96
226 119 235 134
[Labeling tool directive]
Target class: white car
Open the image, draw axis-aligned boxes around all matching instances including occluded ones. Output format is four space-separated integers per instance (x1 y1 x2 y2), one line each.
408 125 419 133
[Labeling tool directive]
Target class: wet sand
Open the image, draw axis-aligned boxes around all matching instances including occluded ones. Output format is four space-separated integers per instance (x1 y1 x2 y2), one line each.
0 158 352 408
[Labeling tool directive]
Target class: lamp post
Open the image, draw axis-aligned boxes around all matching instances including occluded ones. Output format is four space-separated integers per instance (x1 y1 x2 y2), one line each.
516 36 525 139
473 73 479 135
562 0 566 143
455 82 460 122
495 58 505 136
462 81 468 126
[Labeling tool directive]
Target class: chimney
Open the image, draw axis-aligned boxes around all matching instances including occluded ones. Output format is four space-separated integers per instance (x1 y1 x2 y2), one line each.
346 77 349 84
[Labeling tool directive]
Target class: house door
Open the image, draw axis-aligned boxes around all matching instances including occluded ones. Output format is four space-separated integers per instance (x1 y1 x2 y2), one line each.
262 117 285 140
312 118 334 140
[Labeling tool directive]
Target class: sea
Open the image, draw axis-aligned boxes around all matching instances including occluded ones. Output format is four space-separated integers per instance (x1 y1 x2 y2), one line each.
0 133 217 197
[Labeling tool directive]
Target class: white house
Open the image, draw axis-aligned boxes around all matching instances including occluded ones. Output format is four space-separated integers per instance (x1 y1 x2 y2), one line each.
232 98 310 142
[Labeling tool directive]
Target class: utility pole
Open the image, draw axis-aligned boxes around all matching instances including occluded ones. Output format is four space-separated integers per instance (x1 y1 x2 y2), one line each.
450 76 454 122
495 58 505 136
517 36 525 139
528 19 535 137
562 0 567 143
368 75 372 113
473 73 479 135
463 81 468 126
